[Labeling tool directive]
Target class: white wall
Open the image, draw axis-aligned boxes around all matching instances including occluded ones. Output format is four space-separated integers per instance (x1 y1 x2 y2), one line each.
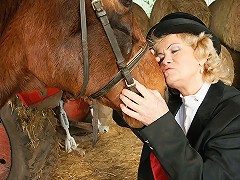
205 0 215 5
133 0 155 17
133 0 216 17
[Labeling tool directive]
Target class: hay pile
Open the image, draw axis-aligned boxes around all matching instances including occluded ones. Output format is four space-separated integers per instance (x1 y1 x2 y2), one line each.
149 0 210 28
209 0 240 52
209 0 240 88
132 3 150 37
49 120 143 180
225 47 240 89
219 45 234 85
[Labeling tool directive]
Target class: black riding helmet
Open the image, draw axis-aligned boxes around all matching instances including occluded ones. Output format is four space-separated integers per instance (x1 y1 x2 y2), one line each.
147 12 221 55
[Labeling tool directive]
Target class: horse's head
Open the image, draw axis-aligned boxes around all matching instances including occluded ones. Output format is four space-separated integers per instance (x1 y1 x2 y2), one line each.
0 0 166 128
89 0 167 128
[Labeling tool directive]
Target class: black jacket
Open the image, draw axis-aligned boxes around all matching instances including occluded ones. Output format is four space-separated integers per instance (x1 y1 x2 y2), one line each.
113 81 240 180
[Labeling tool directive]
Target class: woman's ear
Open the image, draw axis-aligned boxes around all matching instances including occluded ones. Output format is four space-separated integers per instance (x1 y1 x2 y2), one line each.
198 59 207 74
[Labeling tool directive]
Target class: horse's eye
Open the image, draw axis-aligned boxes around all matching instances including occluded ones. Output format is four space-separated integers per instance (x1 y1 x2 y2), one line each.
120 0 132 7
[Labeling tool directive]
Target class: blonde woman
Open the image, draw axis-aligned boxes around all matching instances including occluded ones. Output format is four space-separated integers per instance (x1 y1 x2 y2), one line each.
114 12 240 180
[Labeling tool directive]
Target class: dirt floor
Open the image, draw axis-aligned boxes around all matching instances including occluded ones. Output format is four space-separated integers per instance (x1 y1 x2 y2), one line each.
49 120 143 180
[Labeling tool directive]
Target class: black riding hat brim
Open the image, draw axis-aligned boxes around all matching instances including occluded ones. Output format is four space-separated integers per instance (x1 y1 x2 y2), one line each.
147 18 221 55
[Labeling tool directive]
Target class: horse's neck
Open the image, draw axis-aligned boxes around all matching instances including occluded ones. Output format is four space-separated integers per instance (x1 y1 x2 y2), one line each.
0 0 24 36
0 16 43 107
0 48 23 107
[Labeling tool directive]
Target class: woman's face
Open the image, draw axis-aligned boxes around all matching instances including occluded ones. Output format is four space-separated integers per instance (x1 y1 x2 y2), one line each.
154 34 204 93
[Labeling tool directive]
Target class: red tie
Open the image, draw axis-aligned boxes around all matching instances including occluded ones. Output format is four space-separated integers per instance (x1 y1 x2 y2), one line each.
150 152 169 180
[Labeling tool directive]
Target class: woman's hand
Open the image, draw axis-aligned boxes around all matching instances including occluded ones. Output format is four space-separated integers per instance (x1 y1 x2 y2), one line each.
120 80 169 126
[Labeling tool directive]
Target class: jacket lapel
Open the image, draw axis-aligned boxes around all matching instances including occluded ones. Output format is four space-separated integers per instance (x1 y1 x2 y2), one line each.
186 82 224 147
168 90 182 116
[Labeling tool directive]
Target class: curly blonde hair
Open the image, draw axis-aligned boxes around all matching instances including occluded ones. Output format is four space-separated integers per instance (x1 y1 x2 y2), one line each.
152 32 234 85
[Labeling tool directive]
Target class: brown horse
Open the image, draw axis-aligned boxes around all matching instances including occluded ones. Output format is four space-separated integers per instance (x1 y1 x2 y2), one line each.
0 0 166 128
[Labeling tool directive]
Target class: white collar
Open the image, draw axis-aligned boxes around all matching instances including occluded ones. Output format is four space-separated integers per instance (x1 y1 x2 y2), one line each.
181 82 211 108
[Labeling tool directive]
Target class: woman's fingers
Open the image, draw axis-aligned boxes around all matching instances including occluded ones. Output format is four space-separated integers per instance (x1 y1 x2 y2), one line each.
119 80 169 126
134 80 154 99
121 80 157 106
121 88 143 105
148 89 162 98
119 93 140 112
121 80 163 108
120 103 140 120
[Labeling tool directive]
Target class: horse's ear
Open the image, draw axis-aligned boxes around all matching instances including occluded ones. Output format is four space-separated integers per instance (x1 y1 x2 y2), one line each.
119 0 132 7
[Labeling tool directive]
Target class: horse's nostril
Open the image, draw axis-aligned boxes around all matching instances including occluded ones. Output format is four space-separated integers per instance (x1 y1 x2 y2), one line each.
0 159 6 164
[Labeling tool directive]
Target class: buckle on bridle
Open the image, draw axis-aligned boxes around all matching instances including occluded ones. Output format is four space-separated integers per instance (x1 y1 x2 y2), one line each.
125 78 136 88
91 0 104 12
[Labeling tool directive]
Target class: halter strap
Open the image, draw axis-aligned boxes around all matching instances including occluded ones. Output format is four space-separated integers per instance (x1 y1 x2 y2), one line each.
79 0 89 96
78 0 146 98
89 44 148 99
91 0 139 94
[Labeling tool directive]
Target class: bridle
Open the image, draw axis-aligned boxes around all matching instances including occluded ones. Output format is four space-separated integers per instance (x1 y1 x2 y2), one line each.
78 0 148 99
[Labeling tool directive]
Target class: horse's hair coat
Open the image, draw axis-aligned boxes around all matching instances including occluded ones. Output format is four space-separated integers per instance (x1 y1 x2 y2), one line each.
0 0 166 128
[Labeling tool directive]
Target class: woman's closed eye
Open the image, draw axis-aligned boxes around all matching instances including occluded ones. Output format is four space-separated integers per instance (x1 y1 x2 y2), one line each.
171 49 179 54
154 44 181 64
170 45 181 54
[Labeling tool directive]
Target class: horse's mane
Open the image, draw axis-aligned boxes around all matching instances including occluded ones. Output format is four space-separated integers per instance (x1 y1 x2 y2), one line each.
0 0 23 36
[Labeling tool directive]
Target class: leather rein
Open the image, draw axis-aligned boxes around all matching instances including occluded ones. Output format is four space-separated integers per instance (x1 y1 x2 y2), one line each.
79 0 148 99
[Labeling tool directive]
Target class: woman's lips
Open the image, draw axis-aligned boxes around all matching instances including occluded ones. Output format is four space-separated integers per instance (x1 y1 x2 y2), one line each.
163 67 173 73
